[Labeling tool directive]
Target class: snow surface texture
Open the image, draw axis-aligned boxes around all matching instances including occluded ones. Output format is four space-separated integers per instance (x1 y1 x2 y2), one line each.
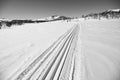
107 9 120 12
0 19 120 80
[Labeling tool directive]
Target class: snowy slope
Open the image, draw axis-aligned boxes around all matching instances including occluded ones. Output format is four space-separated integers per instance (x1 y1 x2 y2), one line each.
78 19 120 80
0 21 75 80
107 9 120 12
0 19 120 80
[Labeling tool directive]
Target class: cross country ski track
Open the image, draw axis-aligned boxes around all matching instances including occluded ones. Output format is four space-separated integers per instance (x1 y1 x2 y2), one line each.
8 25 79 80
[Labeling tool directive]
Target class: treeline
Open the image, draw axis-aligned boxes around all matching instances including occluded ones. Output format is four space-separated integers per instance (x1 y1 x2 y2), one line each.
0 19 48 29
0 16 72 29
82 10 120 19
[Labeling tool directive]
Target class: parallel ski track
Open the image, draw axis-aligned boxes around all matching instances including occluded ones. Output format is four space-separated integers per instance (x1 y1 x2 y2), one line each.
13 25 79 80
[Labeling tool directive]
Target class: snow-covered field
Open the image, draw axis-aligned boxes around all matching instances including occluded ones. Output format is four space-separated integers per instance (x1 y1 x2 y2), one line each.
79 19 120 80
0 19 120 80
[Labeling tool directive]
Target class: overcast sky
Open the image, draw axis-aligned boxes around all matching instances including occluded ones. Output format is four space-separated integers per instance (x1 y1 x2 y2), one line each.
0 0 120 19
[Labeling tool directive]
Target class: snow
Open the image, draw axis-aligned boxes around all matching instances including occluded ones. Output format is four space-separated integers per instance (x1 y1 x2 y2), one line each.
78 19 120 80
0 18 12 22
45 15 60 20
0 21 75 80
0 19 120 80
107 9 120 12
36 15 61 21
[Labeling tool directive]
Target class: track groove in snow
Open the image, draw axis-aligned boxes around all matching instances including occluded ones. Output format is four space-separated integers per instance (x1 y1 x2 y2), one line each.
6 24 80 80
1 19 120 80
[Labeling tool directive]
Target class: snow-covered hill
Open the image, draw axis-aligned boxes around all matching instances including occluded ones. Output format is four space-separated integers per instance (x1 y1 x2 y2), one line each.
0 18 120 80
107 9 120 12
37 15 72 21
82 9 120 19
0 15 72 29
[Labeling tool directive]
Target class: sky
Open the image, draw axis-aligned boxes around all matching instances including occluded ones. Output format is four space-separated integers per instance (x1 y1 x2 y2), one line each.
0 0 120 19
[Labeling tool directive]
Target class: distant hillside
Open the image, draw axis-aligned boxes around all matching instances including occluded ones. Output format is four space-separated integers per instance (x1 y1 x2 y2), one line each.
0 15 72 29
42 15 72 21
82 9 120 19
